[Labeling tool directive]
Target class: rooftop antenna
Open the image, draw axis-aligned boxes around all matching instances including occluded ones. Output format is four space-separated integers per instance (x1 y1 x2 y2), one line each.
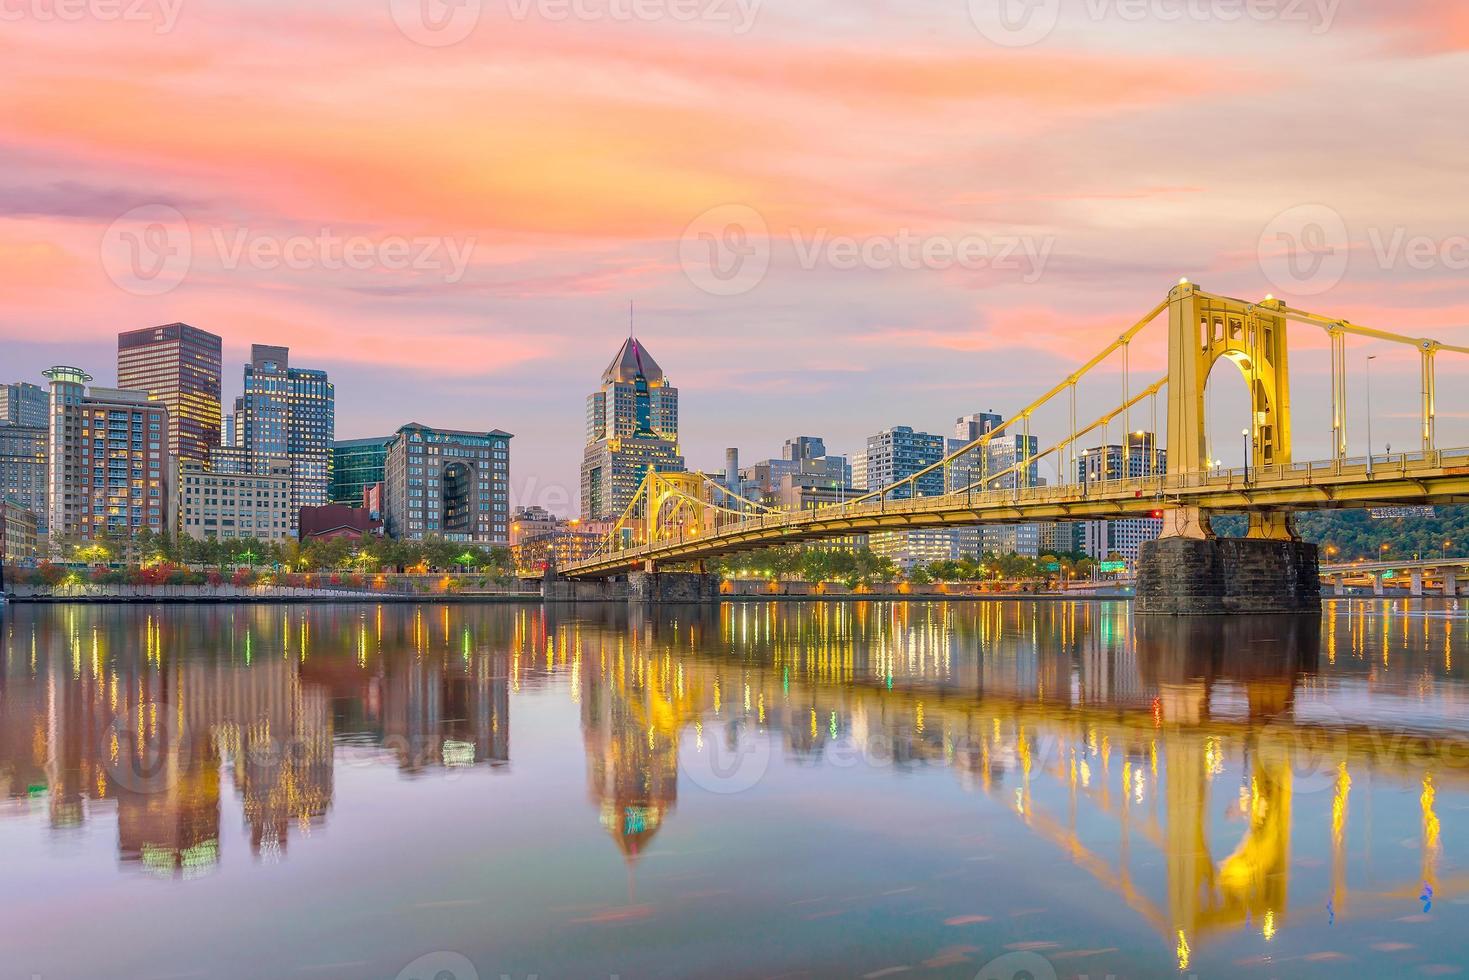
629 300 635 340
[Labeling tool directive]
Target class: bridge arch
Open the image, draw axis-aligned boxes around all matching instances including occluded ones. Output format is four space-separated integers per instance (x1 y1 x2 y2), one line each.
1163 285 1293 539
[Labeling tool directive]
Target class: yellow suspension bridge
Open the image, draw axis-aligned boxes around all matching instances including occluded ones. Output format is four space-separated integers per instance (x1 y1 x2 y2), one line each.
564 283 1469 591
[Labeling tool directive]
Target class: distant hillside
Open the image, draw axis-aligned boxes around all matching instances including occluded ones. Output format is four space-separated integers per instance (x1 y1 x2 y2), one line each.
1210 507 1469 560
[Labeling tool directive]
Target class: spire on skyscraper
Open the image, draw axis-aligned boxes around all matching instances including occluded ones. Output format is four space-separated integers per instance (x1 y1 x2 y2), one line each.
601 335 665 385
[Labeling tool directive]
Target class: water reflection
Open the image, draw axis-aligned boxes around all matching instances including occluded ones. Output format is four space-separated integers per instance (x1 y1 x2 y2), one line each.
1 599 1466 968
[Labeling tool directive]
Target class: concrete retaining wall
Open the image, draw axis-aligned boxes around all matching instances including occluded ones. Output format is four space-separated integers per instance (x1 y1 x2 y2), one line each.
542 578 630 602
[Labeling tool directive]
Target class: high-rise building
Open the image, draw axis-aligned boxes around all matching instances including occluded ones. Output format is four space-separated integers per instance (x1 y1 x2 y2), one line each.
209 445 251 475
117 323 223 469
0 382 48 427
222 396 245 448
736 435 853 509
0 424 47 533
860 426 946 498
950 412 1049 558
382 423 512 543
859 426 953 567
237 345 334 530
331 436 393 505
44 366 174 546
1076 431 1167 562
580 335 684 520
0 382 49 536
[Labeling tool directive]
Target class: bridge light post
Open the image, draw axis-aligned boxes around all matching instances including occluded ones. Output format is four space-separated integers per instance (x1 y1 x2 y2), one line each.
1242 428 1251 483
1366 355 1377 477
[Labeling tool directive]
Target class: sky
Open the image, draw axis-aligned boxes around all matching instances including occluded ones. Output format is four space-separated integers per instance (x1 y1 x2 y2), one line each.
3 0 1469 514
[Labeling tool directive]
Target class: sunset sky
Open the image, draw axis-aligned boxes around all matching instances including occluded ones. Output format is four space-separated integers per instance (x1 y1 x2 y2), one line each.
4 0 1469 511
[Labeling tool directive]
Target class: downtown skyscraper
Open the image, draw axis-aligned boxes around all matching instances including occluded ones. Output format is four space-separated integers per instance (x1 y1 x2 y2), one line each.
0 382 48 427
0 382 48 533
43 366 174 544
1076 431 1167 562
856 425 955 568
237 345 334 530
580 335 684 520
117 323 223 470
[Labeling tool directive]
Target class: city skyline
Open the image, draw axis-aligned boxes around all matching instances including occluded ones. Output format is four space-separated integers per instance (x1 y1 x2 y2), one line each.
4 3 1468 503
7 6 1469 980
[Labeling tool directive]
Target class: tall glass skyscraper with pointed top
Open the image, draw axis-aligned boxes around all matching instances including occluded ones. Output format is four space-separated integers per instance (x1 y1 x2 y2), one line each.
580 335 684 520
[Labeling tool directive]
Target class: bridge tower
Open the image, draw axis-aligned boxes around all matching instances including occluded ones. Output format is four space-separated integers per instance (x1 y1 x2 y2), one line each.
1139 283 1318 614
1163 282 1294 541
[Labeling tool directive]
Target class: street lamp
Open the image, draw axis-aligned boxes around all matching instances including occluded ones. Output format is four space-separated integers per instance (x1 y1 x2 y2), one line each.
1242 428 1251 483
1366 354 1377 476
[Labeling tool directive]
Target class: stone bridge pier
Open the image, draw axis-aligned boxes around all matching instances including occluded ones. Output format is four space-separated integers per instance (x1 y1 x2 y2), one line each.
628 570 721 603
544 570 721 603
1136 512 1320 616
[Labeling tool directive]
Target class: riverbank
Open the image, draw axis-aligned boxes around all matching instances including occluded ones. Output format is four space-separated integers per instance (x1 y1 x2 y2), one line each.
4 587 1136 604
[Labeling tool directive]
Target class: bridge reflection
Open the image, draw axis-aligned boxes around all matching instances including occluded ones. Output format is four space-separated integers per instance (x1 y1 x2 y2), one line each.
561 601 1465 965
0 601 1464 964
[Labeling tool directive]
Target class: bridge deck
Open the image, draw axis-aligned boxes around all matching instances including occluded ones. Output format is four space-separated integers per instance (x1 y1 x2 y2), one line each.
565 450 1469 577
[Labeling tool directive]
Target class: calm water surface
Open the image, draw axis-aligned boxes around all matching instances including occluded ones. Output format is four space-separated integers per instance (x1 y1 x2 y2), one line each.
2 599 1468 979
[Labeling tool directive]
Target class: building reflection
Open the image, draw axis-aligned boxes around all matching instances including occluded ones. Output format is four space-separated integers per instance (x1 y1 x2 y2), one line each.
0 606 527 875
1 597 1466 965
577 613 702 862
